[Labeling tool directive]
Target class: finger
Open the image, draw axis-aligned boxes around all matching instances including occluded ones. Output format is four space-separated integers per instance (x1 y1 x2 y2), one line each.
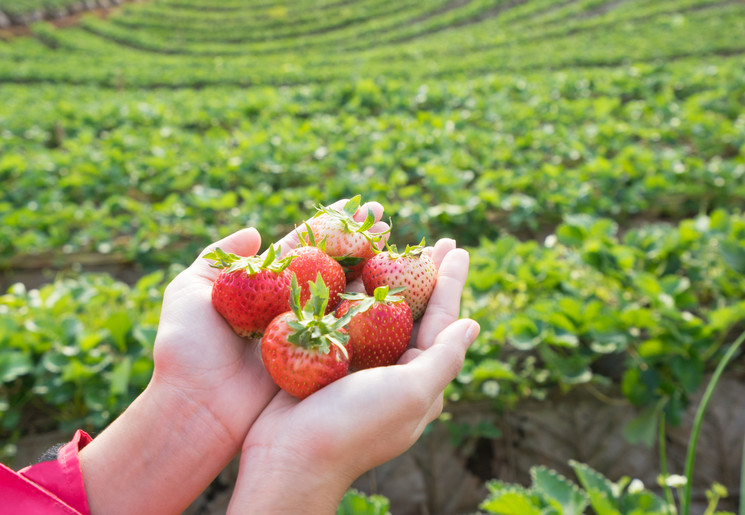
345 277 366 294
423 394 445 425
352 201 384 224
431 238 456 269
397 347 423 365
274 229 302 257
416 248 470 350
408 319 480 394
191 227 263 280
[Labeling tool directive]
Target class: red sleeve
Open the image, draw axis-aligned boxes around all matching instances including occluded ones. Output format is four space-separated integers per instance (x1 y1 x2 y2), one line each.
0 430 93 515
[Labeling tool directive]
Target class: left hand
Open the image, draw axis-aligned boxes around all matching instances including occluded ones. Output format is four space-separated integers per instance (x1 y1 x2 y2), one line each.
152 199 388 450
227 241 478 514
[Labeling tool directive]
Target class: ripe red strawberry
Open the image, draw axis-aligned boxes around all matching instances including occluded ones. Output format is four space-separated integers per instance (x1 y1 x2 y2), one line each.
300 195 388 281
335 286 413 370
286 227 346 313
205 245 294 339
362 240 437 320
261 275 362 399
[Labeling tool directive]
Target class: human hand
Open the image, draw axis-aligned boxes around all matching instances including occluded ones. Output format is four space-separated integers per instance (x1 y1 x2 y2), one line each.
79 199 388 515
152 198 388 450
227 241 478 514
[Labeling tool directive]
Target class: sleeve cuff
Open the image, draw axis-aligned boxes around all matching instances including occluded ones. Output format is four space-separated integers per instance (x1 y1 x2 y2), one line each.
12 430 93 515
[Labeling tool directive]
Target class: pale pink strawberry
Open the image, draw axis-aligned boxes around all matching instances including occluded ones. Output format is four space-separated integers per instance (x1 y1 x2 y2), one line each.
261 275 362 399
335 286 413 370
301 196 388 281
362 240 437 320
206 245 294 339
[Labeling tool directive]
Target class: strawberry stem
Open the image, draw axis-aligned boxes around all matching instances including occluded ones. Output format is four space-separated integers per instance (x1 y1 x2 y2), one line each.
286 274 370 360
311 195 391 244
204 244 294 275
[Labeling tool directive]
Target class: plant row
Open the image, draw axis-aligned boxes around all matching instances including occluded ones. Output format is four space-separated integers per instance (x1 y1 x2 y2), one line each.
0 0 123 25
457 210 745 437
2 55 743 269
1 1 741 88
108 0 423 44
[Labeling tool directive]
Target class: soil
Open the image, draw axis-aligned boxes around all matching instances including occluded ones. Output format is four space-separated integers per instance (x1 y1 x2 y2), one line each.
0 0 140 40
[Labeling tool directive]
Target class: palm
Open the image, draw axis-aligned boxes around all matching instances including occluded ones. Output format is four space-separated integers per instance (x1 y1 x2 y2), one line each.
149 199 389 446
152 227 279 444
241 239 469 474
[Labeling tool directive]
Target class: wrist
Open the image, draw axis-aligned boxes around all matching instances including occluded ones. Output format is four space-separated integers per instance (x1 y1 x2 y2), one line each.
80 379 241 515
228 442 355 514
147 372 245 451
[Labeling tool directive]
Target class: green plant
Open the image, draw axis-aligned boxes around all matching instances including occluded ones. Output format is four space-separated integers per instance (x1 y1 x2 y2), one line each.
337 488 391 515
457 211 745 434
479 328 745 515
0 271 168 461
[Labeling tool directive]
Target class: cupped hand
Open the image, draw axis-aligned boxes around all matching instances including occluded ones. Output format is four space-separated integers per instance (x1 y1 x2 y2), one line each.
227 242 479 514
150 199 388 449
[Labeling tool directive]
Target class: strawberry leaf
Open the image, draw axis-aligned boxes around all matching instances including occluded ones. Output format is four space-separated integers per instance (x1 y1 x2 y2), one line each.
335 255 365 267
343 195 362 215
305 273 330 318
285 274 351 359
206 244 294 275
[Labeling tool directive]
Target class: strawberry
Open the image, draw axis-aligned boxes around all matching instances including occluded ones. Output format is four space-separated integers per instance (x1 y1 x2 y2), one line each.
362 239 437 320
300 195 388 281
205 245 294 339
286 226 346 313
261 275 361 399
335 286 413 370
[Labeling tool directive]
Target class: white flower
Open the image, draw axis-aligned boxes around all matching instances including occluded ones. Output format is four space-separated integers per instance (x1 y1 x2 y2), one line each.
628 479 645 494
665 475 688 488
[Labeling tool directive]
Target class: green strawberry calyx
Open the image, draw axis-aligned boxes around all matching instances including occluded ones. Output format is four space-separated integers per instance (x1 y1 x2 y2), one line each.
340 285 406 305
204 243 294 275
295 222 328 251
380 237 427 259
312 195 391 244
287 274 365 359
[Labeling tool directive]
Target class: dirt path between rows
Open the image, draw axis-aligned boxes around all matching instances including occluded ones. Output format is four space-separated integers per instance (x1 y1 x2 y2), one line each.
0 0 141 39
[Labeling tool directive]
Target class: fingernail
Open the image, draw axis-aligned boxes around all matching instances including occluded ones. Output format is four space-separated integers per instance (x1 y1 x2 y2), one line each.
464 321 480 345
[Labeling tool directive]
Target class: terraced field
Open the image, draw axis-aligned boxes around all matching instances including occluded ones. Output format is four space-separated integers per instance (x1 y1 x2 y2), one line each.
1 0 745 510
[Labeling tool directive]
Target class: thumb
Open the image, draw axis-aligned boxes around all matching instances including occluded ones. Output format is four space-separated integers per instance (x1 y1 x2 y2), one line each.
191 227 263 281
407 318 480 393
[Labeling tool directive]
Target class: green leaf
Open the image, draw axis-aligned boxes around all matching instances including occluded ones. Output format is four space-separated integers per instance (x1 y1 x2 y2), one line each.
508 316 543 350
539 347 592 385
106 312 132 352
480 490 543 515
110 357 132 395
0 351 33 382
671 356 703 394
531 466 589 515
337 488 390 515
570 460 619 511
721 241 745 274
619 490 669 514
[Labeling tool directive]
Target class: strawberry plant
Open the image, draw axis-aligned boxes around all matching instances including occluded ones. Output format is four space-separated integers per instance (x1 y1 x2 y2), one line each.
0 271 167 461
458 210 745 438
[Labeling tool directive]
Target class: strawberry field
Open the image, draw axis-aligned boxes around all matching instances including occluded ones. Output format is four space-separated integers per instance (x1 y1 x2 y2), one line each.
1 0 745 513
